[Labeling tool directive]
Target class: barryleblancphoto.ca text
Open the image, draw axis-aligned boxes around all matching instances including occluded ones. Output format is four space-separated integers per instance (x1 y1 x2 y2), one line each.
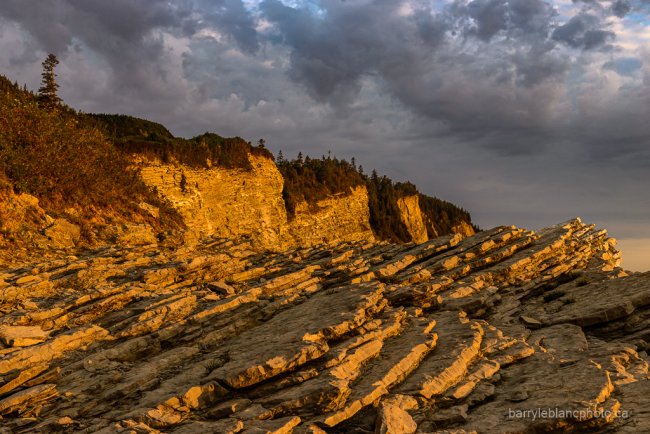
508 408 630 422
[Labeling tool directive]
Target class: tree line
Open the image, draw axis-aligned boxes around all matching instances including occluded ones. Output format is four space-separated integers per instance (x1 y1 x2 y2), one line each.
276 153 475 242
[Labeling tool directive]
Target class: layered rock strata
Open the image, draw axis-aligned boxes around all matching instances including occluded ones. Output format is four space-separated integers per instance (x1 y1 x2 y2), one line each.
137 157 374 249
396 196 428 244
136 157 472 249
0 218 647 433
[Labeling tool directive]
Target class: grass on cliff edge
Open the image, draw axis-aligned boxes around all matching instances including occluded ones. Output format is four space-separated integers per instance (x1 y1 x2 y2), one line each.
0 77 183 242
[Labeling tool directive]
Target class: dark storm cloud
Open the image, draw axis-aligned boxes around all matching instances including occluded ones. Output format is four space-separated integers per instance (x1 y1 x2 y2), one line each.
260 0 429 103
0 0 629 154
0 0 192 105
0 0 185 56
0 0 644 160
551 13 614 50
466 0 510 41
573 0 650 16
197 0 260 53
611 0 632 17
0 0 258 102
460 0 556 41
512 41 568 87
260 0 572 154
254 0 650 163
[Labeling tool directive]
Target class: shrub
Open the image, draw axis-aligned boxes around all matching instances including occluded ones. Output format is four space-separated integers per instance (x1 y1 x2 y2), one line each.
88 114 274 171
0 79 183 237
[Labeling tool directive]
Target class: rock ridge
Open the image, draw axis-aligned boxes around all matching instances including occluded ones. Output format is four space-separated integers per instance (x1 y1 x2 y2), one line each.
0 218 647 433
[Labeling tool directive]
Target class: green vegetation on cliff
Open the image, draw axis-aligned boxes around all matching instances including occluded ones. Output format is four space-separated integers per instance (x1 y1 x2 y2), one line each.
276 154 475 242
276 154 365 216
0 76 182 241
88 114 273 170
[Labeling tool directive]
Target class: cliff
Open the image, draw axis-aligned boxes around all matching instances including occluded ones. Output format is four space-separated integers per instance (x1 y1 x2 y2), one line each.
0 218 648 433
0 74 474 253
451 220 475 237
397 195 431 244
136 155 479 250
137 154 288 248
136 156 375 249
287 186 373 246
396 194 475 244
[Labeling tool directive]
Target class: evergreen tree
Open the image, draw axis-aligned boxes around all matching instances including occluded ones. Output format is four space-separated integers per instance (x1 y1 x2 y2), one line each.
276 150 285 164
180 172 188 193
38 54 61 107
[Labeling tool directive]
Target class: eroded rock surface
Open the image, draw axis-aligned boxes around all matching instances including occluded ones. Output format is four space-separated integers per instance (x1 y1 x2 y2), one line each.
137 157 374 249
0 218 648 433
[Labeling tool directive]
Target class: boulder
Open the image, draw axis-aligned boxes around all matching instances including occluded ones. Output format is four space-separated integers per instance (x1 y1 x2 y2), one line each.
44 218 81 248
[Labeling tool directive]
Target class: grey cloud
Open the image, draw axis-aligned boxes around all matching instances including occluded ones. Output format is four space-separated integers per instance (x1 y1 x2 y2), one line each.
0 0 195 105
574 0 649 17
0 1 74 54
603 57 642 76
261 0 569 154
508 0 556 36
0 0 187 55
551 14 614 50
611 0 632 17
261 0 425 103
413 11 448 48
466 0 509 41
197 0 260 53
452 0 556 41
65 0 181 41
0 0 638 158
0 0 261 109
512 42 568 87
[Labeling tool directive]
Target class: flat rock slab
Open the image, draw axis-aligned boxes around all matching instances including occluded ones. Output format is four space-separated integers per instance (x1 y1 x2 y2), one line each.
0 383 58 416
0 325 48 347
207 283 386 389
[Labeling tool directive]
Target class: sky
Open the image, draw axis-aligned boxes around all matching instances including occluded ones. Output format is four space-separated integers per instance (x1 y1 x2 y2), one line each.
0 0 648 270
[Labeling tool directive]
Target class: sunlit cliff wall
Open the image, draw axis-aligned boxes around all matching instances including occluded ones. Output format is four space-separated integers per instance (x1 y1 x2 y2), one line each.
137 156 375 248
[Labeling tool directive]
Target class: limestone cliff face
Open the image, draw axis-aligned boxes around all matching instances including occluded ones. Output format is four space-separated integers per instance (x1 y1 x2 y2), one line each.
398 194 475 243
138 154 288 248
397 195 428 244
451 220 476 237
288 186 373 246
137 156 374 248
